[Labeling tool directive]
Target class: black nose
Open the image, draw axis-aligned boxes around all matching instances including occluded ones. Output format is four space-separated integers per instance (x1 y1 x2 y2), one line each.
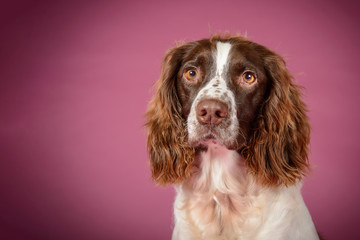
196 99 228 125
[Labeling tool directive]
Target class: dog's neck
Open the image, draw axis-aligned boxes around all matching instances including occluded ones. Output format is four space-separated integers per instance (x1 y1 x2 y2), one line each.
183 142 260 196
177 143 266 236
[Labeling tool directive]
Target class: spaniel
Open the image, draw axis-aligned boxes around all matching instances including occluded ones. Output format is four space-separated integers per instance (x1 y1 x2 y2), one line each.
146 35 320 240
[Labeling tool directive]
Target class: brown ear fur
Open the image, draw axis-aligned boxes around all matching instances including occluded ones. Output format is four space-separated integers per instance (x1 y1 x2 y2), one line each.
244 54 311 186
145 46 195 185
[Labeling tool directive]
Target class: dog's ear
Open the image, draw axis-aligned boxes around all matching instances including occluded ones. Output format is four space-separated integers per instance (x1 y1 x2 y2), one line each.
145 45 195 186
244 54 311 186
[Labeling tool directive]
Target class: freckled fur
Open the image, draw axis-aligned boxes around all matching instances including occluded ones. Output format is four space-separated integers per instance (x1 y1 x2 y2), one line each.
145 34 319 239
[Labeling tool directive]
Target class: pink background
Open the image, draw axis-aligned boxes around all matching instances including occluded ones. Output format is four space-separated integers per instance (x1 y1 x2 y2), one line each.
1 0 359 239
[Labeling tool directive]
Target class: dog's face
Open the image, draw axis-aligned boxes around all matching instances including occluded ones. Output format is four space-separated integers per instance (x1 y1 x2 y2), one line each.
176 40 268 150
146 35 310 186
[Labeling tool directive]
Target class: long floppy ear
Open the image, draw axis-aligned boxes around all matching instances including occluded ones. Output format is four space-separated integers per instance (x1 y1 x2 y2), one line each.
244 54 311 186
145 46 195 185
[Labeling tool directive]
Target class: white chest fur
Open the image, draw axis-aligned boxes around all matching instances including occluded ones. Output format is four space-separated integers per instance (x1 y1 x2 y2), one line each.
172 143 318 240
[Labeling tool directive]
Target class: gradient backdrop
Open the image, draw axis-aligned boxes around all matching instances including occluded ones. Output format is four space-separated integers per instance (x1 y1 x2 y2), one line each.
1 0 359 239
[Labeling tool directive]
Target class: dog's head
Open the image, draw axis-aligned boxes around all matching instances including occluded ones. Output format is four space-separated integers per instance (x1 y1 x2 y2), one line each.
146 35 310 186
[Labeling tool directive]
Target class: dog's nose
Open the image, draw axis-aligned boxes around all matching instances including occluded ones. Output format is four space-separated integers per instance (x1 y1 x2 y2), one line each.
196 99 228 125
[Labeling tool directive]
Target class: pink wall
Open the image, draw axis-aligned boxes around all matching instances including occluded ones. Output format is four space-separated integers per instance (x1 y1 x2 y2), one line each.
1 0 359 239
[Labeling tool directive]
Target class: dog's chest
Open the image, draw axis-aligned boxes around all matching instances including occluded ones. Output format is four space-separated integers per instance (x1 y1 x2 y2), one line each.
176 146 267 239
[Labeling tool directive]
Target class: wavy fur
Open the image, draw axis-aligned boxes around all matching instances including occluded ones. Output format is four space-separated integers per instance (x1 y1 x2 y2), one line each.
242 54 311 186
145 45 195 185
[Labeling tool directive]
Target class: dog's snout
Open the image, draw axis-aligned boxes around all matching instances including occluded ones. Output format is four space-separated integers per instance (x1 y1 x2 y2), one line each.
196 99 228 125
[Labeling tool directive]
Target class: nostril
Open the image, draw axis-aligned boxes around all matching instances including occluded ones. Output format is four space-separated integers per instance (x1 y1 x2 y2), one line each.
199 108 207 117
215 110 226 118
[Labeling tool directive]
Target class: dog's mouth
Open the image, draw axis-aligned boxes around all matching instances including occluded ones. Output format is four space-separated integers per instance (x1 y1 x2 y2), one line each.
198 134 222 146
190 135 223 151
189 131 237 150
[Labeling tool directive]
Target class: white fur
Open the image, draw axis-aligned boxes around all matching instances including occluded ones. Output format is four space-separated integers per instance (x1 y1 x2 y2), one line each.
215 41 232 75
172 144 319 240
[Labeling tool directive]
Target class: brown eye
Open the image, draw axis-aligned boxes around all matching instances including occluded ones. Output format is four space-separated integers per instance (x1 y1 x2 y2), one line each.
184 69 199 81
241 71 256 84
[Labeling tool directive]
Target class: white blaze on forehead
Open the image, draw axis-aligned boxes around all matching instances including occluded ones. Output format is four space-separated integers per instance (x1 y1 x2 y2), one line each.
215 42 232 75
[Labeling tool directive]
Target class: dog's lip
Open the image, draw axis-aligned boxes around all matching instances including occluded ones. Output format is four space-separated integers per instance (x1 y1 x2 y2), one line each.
193 133 225 147
190 132 239 150
200 135 222 145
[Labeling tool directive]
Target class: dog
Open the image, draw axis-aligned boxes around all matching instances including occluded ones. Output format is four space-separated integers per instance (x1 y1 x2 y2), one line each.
146 35 320 240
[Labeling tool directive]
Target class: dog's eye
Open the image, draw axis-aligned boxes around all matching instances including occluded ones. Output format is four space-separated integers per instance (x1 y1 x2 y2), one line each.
241 71 256 84
184 69 199 82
